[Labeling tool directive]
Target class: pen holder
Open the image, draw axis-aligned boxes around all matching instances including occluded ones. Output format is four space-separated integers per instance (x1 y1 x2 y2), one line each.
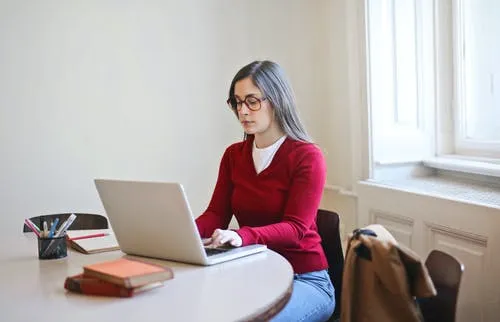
38 236 67 260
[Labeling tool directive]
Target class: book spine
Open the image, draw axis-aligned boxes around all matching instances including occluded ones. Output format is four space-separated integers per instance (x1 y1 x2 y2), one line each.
82 268 126 287
64 276 133 297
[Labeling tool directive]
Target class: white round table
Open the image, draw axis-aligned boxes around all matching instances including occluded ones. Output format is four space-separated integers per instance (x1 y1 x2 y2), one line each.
0 233 293 322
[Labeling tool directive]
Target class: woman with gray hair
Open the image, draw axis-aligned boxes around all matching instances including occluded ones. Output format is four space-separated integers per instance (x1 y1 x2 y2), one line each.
196 60 335 322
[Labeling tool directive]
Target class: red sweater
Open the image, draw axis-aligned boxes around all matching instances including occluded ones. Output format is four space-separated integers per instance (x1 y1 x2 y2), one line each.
196 136 328 274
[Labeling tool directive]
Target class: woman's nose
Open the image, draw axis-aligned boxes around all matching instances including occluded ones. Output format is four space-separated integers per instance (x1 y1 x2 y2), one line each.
239 103 250 114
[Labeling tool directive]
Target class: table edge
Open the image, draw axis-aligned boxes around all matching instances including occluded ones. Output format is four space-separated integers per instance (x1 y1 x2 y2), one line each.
243 278 293 322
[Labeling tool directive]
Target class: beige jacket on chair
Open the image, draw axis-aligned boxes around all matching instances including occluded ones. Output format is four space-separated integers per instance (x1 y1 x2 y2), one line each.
341 224 436 322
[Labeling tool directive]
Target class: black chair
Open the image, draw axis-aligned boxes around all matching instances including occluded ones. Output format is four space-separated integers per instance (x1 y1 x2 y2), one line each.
23 213 108 233
419 250 464 322
316 209 344 321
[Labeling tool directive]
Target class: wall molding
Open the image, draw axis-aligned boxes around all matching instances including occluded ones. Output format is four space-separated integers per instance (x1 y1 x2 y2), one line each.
425 221 488 247
370 210 415 226
369 209 415 248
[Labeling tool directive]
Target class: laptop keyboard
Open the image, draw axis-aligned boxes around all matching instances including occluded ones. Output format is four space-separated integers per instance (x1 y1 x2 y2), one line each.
204 247 231 256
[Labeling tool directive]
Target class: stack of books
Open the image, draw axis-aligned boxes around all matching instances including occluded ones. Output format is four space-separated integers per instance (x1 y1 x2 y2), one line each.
64 258 174 297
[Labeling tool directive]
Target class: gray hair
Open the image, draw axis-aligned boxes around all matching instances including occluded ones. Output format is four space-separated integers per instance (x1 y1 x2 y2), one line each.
228 60 312 143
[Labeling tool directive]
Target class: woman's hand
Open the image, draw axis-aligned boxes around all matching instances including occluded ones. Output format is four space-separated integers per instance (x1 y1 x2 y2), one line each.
206 229 243 247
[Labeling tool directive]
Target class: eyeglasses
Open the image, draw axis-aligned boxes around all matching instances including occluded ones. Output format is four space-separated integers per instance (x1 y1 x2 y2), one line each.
226 96 268 112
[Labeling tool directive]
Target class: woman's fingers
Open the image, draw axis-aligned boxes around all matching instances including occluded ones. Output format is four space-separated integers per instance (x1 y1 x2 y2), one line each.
219 234 231 245
210 229 224 246
208 229 242 247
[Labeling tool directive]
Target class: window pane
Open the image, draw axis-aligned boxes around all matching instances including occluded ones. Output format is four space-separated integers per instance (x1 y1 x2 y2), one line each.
463 0 500 141
394 0 418 126
368 0 419 129
367 0 433 163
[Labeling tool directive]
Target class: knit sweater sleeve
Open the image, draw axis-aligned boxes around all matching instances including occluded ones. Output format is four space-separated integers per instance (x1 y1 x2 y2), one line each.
236 145 326 248
195 146 234 238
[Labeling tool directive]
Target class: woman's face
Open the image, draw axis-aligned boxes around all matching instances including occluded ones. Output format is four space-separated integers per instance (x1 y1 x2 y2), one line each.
233 77 275 136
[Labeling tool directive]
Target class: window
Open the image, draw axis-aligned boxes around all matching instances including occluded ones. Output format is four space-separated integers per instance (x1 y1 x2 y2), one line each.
366 0 435 164
366 0 500 177
452 0 500 158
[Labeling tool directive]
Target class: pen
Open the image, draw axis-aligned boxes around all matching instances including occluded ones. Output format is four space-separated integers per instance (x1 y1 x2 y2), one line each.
40 216 45 235
42 221 49 238
55 213 77 237
48 218 59 238
55 218 69 236
69 233 109 241
24 219 41 238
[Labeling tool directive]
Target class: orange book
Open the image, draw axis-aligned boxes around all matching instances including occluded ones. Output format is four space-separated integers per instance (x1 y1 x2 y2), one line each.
83 258 174 288
64 273 163 297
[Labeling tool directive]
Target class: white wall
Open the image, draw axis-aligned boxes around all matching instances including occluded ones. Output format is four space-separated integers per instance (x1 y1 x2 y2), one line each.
317 0 365 240
0 0 348 234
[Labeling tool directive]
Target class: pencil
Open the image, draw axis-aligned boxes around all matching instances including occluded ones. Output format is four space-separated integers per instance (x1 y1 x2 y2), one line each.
69 233 109 241
24 219 41 238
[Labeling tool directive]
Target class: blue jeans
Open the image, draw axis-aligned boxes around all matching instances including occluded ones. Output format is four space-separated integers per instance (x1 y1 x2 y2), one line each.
271 269 335 322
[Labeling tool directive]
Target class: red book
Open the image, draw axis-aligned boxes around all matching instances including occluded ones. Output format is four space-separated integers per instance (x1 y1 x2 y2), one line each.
64 273 163 297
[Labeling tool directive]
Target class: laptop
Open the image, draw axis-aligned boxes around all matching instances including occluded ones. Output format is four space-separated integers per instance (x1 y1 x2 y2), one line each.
94 179 267 265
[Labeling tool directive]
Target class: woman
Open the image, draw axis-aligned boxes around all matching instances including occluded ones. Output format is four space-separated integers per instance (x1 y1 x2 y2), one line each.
196 60 335 322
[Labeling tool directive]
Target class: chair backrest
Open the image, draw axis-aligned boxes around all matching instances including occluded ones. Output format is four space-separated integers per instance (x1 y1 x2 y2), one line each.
23 213 108 232
316 209 344 321
419 250 464 322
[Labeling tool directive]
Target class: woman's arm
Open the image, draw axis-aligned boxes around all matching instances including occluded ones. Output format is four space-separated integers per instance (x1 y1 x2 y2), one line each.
236 145 326 248
195 147 234 238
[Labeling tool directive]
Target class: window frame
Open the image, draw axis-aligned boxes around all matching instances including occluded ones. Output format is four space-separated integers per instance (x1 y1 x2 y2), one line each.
366 0 500 179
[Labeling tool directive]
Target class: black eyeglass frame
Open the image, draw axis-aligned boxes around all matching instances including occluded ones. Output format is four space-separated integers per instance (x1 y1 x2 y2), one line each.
226 96 268 112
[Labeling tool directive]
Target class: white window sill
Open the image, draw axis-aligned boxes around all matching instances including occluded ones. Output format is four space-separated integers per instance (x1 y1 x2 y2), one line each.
370 156 500 210
423 155 500 178
365 175 500 211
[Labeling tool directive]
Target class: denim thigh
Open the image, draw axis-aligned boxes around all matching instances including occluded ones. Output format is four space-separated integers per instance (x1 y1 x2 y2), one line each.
271 269 335 322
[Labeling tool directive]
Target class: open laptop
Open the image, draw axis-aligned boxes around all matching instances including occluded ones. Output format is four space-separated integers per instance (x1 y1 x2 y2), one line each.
94 179 266 265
